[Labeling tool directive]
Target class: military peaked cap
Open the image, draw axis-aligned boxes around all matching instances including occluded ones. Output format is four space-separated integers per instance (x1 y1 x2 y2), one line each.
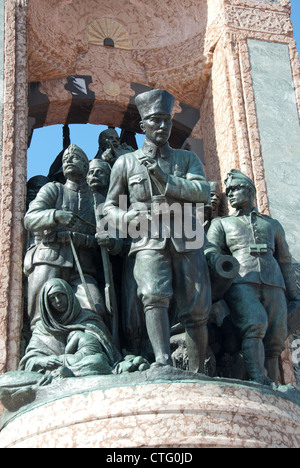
224 169 256 194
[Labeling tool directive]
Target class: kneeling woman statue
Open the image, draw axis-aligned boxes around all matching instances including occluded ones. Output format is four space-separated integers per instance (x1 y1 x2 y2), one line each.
19 278 121 377
19 278 148 378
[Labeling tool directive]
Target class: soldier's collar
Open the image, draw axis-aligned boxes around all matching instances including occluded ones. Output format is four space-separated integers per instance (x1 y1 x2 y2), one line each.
142 139 171 159
234 206 262 217
65 179 89 192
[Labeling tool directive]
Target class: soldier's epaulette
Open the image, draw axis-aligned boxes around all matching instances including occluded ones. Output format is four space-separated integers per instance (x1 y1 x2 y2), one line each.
213 215 230 222
261 213 272 219
209 216 224 225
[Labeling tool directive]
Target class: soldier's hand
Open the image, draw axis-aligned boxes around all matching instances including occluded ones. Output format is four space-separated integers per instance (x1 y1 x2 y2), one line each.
95 233 116 250
54 210 77 228
101 149 115 163
139 156 167 184
124 209 142 225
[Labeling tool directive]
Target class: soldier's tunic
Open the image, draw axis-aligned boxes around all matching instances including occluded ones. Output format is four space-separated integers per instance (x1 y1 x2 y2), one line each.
24 180 105 329
103 139 211 329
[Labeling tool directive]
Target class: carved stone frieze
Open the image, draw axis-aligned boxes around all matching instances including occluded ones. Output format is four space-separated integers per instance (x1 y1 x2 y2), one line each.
224 3 293 36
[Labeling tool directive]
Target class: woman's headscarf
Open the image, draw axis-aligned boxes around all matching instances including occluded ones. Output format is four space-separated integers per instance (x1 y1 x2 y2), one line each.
40 278 83 336
20 279 120 371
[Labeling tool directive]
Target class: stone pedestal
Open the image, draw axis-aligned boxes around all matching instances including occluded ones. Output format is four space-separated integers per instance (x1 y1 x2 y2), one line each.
0 368 299 448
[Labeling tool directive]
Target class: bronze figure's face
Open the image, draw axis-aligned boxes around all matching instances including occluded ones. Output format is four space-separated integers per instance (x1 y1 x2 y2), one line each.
140 113 172 147
62 149 88 180
48 292 68 314
210 190 221 212
99 129 120 151
87 165 110 191
227 184 252 210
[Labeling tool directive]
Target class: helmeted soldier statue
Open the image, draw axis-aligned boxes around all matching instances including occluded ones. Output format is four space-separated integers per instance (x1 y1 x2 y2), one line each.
103 89 212 372
206 169 300 384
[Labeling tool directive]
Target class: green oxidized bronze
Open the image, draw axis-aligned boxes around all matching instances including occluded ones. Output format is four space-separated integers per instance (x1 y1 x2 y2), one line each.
206 169 300 385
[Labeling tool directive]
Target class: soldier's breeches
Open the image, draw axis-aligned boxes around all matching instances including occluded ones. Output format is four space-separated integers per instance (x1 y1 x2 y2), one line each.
225 283 287 357
133 247 211 328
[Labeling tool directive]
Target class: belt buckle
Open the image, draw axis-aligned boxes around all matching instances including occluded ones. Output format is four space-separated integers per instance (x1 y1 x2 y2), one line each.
249 243 268 255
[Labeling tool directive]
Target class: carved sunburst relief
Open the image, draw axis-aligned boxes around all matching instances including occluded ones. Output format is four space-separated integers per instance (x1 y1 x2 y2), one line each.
86 18 131 50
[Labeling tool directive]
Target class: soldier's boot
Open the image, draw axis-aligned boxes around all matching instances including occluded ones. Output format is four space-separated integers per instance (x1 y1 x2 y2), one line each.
145 308 173 367
242 337 266 384
265 356 279 384
185 325 208 374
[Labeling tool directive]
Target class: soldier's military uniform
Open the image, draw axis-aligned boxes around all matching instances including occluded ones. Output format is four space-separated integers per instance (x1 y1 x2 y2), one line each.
24 147 105 330
103 89 211 370
206 170 300 382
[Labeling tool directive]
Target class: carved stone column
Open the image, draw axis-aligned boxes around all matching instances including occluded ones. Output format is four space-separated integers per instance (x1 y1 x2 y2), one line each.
0 1 4 167
0 0 28 374
203 0 300 384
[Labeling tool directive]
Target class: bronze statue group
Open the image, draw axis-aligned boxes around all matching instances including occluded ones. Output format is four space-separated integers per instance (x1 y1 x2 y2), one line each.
20 89 300 387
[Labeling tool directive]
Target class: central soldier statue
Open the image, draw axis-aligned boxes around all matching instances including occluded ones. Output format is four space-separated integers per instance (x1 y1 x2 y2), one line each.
103 89 212 372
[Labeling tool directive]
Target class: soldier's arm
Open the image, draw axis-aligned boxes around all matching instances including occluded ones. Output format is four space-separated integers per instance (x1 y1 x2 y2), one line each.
274 220 300 301
103 156 130 233
204 218 228 267
24 182 60 232
165 152 210 204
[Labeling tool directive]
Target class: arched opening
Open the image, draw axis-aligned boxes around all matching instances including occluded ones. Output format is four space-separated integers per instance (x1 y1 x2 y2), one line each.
27 123 145 181
103 38 115 48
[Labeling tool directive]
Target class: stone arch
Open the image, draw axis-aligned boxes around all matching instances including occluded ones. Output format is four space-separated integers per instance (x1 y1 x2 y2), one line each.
27 0 215 150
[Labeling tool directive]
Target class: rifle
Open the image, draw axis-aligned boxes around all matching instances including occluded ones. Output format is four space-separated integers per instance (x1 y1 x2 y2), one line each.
93 192 120 350
68 231 121 361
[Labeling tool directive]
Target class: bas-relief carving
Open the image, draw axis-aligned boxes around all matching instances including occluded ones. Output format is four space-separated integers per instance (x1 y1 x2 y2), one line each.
16 0 29 8
86 19 131 50
27 0 212 112
0 0 4 163
26 0 297 140
225 5 293 36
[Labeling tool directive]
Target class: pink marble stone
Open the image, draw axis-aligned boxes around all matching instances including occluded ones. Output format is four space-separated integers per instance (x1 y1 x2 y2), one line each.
0 380 299 448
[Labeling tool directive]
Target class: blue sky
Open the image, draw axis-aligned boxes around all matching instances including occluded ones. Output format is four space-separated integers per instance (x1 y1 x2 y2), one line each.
27 1 300 180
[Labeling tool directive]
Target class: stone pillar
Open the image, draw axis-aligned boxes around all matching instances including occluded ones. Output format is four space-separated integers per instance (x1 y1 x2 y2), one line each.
0 0 4 171
206 0 297 217
0 0 28 375
247 38 300 265
201 0 299 383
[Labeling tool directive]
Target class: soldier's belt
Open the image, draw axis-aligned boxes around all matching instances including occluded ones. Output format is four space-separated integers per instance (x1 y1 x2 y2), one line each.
249 244 268 255
42 231 98 249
